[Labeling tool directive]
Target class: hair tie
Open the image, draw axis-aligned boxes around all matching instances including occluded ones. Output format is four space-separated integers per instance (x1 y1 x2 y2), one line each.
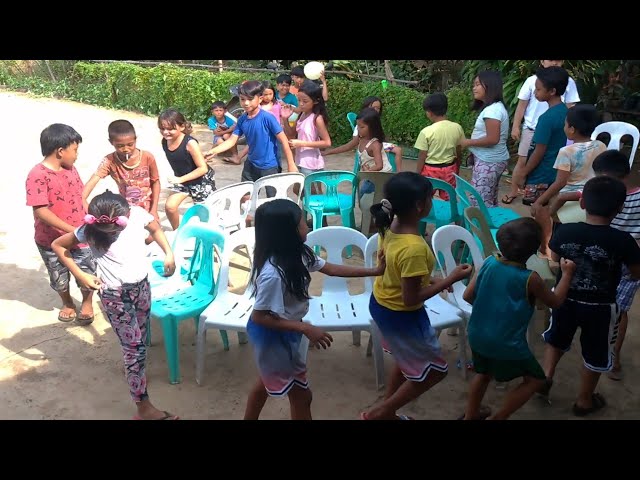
381 199 393 215
84 214 128 227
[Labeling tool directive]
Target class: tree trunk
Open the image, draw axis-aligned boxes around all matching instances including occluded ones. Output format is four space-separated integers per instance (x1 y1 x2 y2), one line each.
44 60 56 82
384 60 396 85
218 60 224 73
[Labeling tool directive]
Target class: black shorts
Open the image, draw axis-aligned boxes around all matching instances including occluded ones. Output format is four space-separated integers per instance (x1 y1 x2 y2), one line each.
542 299 619 372
241 162 280 197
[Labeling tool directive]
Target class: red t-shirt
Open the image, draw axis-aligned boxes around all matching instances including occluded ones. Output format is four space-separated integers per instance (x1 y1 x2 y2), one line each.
26 163 86 248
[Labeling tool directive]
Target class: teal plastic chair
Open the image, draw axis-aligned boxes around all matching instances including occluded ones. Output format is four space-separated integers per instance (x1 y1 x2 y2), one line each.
419 178 461 236
150 223 225 384
347 112 357 131
453 174 520 229
387 152 397 172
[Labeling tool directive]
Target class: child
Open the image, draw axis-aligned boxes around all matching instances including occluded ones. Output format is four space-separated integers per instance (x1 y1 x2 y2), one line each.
51 191 179 420
204 80 297 187
281 80 331 177
290 65 329 102
540 176 640 416
25 123 96 325
361 172 473 420
459 70 510 207
207 101 238 164
275 74 299 108
159 108 217 230
506 60 581 203
461 217 576 420
244 199 385 420
530 103 606 255
414 92 465 200
352 107 392 198
82 119 160 221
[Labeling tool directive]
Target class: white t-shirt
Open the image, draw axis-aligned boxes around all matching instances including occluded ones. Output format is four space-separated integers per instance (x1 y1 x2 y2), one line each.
519 74 580 130
75 206 154 289
252 255 326 321
468 102 510 163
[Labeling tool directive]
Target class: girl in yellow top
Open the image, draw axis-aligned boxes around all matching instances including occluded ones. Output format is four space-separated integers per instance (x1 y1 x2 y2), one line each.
361 172 472 420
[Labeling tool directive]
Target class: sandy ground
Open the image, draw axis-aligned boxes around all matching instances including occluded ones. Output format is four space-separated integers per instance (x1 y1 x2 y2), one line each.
1 89 638 420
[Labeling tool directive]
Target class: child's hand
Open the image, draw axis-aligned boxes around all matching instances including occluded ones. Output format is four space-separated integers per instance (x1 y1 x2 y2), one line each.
560 258 576 276
167 175 181 185
302 324 333 349
374 250 386 275
281 105 293 119
204 150 215 160
530 202 540 218
163 254 176 277
452 264 473 281
511 126 521 142
288 139 303 149
79 273 102 290
214 126 225 135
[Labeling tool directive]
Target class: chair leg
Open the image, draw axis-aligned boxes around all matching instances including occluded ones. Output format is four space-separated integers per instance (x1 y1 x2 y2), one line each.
370 325 385 390
352 330 361 346
160 317 180 384
220 330 230 351
366 335 373 357
195 327 207 386
237 331 248 344
459 319 469 380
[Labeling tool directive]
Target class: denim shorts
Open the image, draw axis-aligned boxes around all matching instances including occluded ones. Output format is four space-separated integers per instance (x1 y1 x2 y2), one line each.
36 244 96 293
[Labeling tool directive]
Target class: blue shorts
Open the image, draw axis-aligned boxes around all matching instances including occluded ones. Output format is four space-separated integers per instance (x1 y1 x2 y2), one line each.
359 179 375 197
369 294 448 381
246 317 309 396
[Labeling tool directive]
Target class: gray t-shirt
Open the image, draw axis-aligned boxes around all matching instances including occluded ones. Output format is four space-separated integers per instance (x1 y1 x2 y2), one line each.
253 255 326 321
75 206 154 289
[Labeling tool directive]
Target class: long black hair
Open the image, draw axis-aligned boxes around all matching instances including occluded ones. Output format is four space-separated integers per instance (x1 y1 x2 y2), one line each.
370 172 433 236
298 80 329 126
471 70 504 112
356 107 385 143
250 199 317 301
84 191 130 251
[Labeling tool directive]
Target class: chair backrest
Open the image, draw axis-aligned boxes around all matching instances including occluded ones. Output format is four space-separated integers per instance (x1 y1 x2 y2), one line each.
347 112 357 131
431 224 485 277
365 233 381 291
250 172 304 211
204 181 253 222
177 223 225 294
217 227 256 296
303 170 357 207
426 177 458 217
178 204 210 230
592 121 640 167
463 206 497 258
305 226 368 293
357 171 394 203
453 174 492 220
387 151 397 172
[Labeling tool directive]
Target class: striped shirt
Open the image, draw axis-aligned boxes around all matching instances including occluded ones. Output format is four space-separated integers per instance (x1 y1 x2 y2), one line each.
611 188 640 241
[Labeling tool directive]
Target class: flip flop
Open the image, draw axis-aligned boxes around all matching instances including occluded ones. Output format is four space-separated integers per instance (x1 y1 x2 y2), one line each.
572 393 606 417
75 313 94 326
396 414 415 420
457 405 492 420
57 309 77 322
501 194 518 205
133 411 179 420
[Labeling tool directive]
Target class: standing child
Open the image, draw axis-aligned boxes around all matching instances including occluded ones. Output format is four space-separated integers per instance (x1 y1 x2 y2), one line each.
540 176 640 416
244 199 385 420
461 217 575 420
26 123 96 325
414 92 465 200
207 101 238 164
159 108 217 230
52 191 178 420
361 172 472 420
352 107 392 198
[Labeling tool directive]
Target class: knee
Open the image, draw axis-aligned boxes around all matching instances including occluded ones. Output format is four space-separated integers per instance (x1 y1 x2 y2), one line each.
165 200 179 214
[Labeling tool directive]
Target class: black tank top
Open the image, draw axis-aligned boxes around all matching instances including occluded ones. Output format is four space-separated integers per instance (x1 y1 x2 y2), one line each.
162 135 208 187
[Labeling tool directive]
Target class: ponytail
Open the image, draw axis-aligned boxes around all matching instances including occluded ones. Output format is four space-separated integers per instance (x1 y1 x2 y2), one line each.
371 198 393 236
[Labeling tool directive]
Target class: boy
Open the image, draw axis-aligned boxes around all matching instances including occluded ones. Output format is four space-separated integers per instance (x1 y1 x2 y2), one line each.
26 123 96 325
504 60 581 204
530 103 606 255
204 80 297 189
207 101 238 164
541 175 640 416
414 92 464 200
275 74 299 108
462 218 575 420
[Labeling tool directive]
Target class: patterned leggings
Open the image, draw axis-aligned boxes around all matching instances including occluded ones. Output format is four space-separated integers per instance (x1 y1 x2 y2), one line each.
471 159 508 207
99 278 151 403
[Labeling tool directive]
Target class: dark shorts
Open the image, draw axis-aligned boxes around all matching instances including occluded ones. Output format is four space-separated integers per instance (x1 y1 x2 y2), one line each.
543 299 619 372
471 350 546 382
170 168 216 203
522 183 549 206
36 244 97 293
241 162 280 197
616 265 640 312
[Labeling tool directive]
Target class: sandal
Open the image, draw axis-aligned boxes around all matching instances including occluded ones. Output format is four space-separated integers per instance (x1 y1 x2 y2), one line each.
360 412 415 420
57 309 77 323
76 313 94 326
572 393 606 417
501 194 518 205
133 410 179 420
457 405 492 420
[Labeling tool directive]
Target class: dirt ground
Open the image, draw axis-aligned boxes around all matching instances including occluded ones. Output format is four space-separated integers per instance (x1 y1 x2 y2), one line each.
1 90 638 420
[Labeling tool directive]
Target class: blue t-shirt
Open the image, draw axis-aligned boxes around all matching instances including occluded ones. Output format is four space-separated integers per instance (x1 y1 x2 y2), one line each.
526 103 568 185
467 255 535 360
275 92 298 107
233 109 282 169
207 115 235 130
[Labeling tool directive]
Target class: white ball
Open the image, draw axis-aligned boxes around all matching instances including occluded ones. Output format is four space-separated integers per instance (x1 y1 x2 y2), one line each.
304 62 324 80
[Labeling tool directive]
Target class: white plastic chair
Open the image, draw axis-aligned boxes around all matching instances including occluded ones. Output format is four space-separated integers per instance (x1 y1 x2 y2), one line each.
304 226 386 390
195 227 256 385
592 121 639 167
431 224 485 377
365 233 465 376
247 173 305 219
203 181 254 233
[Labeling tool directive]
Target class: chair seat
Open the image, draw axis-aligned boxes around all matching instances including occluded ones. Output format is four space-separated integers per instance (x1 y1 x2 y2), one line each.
307 192 352 214
151 284 215 319
200 291 254 331
304 293 372 330
424 294 464 331
423 198 459 228
486 207 521 228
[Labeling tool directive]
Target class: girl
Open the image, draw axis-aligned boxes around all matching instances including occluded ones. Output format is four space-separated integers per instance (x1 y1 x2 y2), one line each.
361 172 472 420
354 107 393 198
459 71 510 207
159 108 217 230
51 191 178 420
244 199 385 420
281 80 331 177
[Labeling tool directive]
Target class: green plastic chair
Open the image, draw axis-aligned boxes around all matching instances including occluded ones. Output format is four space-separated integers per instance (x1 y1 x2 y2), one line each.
419 178 461 236
453 174 520 229
347 112 357 131
150 223 225 384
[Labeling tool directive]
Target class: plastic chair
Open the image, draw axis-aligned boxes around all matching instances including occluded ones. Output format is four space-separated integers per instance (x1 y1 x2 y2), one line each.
305 226 385 389
204 181 254 233
196 227 257 385
453 174 520 229
303 171 357 231
592 121 639 167
463 206 498 258
346 111 357 131
357 171 395 236
366 233 465 377
419 178 461 236
150 223 225 384
387 152 398 172
246 172 304 219
556 201 586 224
